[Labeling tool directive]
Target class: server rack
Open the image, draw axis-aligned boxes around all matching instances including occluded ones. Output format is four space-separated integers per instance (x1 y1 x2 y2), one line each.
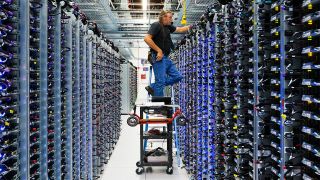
121 62 138 114
1 1 123 179
171 0 319 179
297 1 320 179
171 10 217 179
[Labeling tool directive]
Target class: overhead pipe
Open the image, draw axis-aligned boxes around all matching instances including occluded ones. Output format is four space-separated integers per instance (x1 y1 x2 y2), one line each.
194 0 210 6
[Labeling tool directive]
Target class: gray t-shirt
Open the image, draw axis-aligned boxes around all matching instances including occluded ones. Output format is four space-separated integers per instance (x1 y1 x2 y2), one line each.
147 22 176 55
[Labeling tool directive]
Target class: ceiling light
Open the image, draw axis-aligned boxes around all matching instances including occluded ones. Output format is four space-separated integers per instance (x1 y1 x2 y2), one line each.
143 0 147 10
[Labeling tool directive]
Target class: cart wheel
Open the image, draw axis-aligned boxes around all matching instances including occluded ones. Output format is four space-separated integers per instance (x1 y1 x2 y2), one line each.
136 167 144 175
127 115 139 127
143 109 149 114
146 167 153 173
176 115 187 126
136 161 141 167
166 166 173 174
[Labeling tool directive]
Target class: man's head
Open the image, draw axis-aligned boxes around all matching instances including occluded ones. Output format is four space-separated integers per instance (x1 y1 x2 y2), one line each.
159 10 173 26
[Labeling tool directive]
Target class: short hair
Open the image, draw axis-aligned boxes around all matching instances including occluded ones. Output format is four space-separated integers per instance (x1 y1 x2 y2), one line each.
159 10 173 24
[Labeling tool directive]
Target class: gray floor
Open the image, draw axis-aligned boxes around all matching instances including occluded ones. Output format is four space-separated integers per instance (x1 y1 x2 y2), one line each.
101 95 190 180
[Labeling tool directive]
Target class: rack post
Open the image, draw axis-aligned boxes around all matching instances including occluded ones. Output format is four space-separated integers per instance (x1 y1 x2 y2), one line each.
19 0 30 179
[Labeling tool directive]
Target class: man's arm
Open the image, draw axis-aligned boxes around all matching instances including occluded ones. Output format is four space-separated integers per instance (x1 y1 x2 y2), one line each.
175 25 191 33
144 34 162 53
144 34 163 60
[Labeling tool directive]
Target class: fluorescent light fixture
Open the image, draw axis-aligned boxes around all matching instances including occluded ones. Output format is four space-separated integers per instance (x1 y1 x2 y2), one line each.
142 0 147 10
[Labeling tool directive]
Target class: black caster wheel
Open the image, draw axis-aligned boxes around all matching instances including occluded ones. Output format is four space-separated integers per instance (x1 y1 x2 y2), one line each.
166 166 173 174
176 115 187 126
127 115 139 127
136 161 141 167
146 167 153 173
136 167 144 175
143 109 150 114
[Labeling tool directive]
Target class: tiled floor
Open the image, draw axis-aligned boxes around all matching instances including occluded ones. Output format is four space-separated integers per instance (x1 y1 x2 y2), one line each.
100 95 190 180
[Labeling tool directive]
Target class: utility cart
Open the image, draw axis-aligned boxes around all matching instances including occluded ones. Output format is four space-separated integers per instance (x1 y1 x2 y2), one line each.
126 96 187 175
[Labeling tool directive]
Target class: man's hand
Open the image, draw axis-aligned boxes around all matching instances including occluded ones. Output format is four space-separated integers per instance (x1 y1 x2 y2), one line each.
144 34 163 60
175 25 192 33
156 50 163 61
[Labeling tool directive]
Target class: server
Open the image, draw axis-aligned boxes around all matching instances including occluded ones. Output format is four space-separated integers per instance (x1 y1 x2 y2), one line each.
121 62 138 114
171 0 320 179
1 1 123 179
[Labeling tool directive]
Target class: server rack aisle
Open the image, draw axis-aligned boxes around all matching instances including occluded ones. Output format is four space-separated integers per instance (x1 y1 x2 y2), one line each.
0 1 122 179
170 0 320 180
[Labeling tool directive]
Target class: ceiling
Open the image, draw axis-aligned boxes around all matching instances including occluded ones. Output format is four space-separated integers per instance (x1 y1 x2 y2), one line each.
75 0 212 64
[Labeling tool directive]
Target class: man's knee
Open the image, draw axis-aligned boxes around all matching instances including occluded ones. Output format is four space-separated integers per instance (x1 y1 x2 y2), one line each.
175 75 183 82
155 80 166 88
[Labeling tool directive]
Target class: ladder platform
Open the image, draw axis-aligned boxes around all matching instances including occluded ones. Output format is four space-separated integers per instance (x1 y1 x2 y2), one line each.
150 96 172 105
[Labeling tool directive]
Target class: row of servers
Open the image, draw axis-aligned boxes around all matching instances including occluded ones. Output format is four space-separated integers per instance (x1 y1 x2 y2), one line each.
1 1 122 179
121 62 138 114
171 0 320 179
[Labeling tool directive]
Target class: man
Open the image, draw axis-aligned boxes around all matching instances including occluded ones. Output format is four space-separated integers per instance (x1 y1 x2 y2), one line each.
144 10 191 97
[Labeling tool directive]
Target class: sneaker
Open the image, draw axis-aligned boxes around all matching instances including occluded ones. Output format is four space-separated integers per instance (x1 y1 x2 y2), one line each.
145 86 154 96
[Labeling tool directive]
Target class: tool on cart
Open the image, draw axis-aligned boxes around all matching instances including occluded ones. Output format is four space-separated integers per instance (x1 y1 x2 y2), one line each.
127 96 187 175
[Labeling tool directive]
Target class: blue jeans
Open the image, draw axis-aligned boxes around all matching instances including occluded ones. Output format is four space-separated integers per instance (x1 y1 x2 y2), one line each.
150 55 183 96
